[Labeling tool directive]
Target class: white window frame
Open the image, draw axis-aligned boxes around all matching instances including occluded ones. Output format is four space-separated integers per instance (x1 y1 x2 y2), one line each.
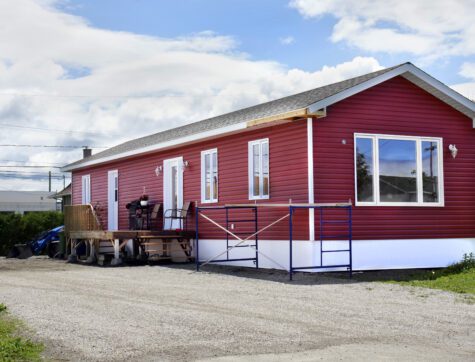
248 138 270 200
354 133 444 207
81 174 91 205
201 148 218 203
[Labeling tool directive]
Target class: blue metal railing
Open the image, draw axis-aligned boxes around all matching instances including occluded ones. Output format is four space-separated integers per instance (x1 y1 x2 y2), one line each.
289 204 352 280
195 203 353 281
195 205 258 271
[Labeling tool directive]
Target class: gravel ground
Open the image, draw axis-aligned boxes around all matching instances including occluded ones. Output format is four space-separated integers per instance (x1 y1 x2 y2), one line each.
0 256 474 361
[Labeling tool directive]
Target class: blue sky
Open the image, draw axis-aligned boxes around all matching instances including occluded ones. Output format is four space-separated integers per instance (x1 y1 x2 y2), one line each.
0 0 474 190
63 0 470 85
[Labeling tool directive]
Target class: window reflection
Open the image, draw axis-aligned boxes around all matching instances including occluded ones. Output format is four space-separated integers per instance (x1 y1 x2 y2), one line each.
422 141 439 202
262 141 269 196
378 139 417 202
253 144 260 196
356 138 374 202
212 151 218 200
204 153 211 200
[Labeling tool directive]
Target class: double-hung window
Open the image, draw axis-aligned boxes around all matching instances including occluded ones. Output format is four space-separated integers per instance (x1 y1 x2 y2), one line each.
201 148 218 203
248 138 269 200
354 133 444 206
81 174 91 204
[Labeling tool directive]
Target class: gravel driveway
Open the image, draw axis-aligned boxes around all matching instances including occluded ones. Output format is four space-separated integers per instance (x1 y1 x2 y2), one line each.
0 257 474 361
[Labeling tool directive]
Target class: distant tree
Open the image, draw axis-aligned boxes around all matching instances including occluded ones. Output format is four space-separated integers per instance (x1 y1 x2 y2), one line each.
0 212 63 256
356 151 372 200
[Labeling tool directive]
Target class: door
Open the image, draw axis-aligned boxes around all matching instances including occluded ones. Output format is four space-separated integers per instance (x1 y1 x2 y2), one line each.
163 157 183 229
108 170 119 230
81 175 91 204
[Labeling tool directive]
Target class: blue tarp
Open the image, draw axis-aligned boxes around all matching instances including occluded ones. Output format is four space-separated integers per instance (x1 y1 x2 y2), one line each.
30 225 64 254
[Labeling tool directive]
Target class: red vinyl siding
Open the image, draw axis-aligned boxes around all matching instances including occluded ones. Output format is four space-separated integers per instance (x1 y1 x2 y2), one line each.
72 122 309 240
314 76 475 240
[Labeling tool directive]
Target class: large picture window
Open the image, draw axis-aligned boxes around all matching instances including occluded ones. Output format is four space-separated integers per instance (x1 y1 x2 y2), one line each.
201 148 218 203
248 138 269 200
355 134 443 206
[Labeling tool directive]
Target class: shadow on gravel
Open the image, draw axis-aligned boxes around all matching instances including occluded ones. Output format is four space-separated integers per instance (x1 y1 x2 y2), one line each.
148 262 443 286
154 262 358 286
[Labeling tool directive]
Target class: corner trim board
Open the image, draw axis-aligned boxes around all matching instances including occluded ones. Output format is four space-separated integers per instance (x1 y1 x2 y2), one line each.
307 117 315 241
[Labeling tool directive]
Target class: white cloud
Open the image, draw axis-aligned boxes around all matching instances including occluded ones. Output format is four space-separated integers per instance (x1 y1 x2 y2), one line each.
289 0 475 61
280 36 295 45
460 62 475 79
450 62 475 101
0 0 384 191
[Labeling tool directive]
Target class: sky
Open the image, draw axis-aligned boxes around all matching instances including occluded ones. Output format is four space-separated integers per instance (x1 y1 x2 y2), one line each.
0 0 474 191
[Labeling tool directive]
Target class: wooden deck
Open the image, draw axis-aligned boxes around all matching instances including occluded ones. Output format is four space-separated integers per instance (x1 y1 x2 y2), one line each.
68 229 194 265
65 205 195 265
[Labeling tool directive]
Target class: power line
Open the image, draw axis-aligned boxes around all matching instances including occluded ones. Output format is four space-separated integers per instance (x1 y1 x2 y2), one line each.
0 174 70 180
0 160 63 165
0 165 62 168
0 92 192 99
0 123 100 136
0 144 108 148
0 170 66 175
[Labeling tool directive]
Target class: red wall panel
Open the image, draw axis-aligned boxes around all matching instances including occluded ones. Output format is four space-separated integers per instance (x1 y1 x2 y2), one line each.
72 122 309 240
313 76 475 240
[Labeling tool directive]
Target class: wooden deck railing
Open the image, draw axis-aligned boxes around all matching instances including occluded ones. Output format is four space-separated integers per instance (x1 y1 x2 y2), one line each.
64 204 103 234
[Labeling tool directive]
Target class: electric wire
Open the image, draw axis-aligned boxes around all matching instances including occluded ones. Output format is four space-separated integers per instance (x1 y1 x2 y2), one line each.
0 144 108 148
0 123 101 136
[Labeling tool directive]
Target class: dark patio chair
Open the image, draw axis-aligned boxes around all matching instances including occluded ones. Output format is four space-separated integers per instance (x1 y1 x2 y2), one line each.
149 203 163 231
164 201 192 231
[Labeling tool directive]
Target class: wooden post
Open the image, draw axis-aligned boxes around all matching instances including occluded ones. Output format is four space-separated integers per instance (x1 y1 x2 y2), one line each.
111 239 122 266
68 239 78 263
86 239 96 264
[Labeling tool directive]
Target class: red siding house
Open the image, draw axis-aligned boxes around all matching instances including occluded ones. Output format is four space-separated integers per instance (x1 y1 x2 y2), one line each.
62 63 475 271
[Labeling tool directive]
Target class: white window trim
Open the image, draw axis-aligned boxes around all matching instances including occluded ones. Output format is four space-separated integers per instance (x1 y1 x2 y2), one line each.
81 174 91 205
354 133 444 207
248 138 270 200
201 148 218 203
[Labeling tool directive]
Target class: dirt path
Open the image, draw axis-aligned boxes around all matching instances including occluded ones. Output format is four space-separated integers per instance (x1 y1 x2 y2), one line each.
0 257 474 361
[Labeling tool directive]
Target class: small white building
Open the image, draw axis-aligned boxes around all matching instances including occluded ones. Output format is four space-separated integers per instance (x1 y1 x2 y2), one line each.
0 191 58 214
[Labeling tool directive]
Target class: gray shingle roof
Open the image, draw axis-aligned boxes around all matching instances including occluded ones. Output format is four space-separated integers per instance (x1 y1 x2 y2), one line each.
64 63 405 170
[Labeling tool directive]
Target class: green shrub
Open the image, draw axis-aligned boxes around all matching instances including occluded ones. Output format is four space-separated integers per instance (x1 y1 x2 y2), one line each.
0 304 6 313
446 253 475 274
0 212 63 256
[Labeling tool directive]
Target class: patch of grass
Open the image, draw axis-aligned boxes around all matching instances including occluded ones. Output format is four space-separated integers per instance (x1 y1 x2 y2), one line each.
396 253 475 294
397 268 475 294
352 253 475 295
0 304 43 361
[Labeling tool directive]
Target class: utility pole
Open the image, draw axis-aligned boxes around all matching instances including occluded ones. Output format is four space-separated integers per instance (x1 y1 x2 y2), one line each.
63 174 66 189
48 171 51 192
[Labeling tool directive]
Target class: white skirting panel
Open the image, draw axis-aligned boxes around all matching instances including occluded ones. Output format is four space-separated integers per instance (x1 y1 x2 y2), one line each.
196 238 475 271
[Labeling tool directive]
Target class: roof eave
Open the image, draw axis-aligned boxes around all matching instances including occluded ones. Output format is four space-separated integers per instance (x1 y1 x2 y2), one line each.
61 108 312 172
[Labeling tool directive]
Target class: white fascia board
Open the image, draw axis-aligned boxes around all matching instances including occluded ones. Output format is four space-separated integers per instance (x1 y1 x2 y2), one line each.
62 121 248 172
308 63 475 119
407 65 475 113
308 63 413 113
